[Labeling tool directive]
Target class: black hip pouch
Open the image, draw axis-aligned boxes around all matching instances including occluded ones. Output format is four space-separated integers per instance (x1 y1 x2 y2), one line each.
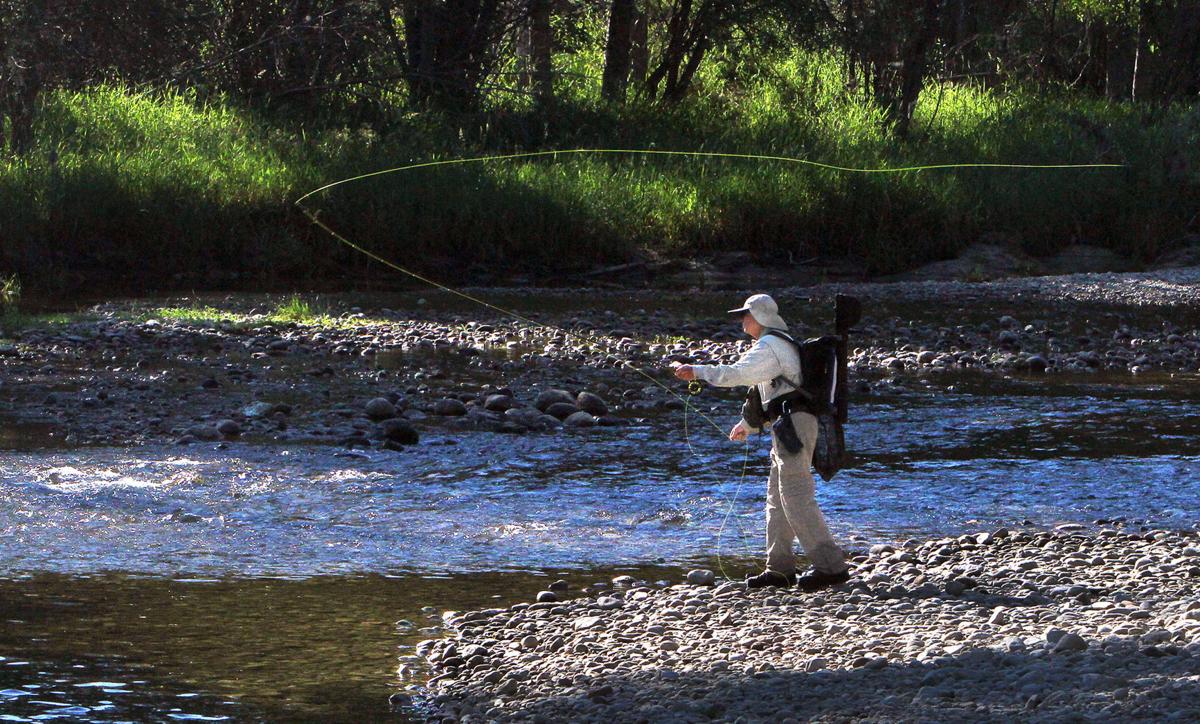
772 412 804 455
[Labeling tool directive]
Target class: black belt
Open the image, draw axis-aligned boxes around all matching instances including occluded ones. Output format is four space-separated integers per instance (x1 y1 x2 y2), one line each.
764 389 817 421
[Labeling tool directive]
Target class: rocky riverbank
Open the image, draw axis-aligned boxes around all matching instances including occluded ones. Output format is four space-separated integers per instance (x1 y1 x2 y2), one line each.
413 526 1200 722
1 267 1199 447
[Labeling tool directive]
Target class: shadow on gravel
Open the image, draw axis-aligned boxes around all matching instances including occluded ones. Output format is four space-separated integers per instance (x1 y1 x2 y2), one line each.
499 641 1200 722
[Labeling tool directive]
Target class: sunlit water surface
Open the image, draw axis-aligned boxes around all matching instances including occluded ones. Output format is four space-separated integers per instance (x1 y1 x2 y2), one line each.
2 371 1199 719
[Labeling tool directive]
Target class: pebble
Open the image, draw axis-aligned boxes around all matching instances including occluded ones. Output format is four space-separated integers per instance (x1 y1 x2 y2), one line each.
8 275 1200 447
418 529 1200 721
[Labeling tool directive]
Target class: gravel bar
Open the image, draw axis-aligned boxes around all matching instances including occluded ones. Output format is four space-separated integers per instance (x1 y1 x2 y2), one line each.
415 527 1200 722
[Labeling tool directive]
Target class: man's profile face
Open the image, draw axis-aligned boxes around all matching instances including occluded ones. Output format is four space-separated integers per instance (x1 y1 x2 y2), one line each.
741 312 761 338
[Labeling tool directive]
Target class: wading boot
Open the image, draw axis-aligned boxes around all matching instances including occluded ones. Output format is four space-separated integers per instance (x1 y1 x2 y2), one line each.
745 570 797 589
795 568 851 592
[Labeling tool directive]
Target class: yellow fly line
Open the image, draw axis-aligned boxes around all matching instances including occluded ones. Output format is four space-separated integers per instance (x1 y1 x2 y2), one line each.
294 146 1122 436
295 147 1124 581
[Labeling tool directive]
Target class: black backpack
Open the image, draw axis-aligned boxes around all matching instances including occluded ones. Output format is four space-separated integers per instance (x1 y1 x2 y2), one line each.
758 295 861 481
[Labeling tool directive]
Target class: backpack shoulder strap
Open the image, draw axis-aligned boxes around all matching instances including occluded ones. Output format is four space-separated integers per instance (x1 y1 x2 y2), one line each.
760 329 803 390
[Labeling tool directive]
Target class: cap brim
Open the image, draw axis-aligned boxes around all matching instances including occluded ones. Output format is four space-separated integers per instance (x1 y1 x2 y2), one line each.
727 306 751 314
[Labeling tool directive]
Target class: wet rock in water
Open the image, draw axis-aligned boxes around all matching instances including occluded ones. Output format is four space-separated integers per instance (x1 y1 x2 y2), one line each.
241 401 275 418
687 569 715 586
433 398 468 416
187 424 221 442
549 580 569 592
365 397 397 420
484 394 515 412
535 389 575 412
379 418 419 445
545 402 580 420
562 411 596 427
1027 355 1048 373
170 508 203 523
503 407 541 427
576 391 608 416
536 591 559 603
215 419 241 437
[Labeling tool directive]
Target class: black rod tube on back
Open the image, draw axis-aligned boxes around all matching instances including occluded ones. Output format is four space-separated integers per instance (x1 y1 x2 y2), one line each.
834 294 862 425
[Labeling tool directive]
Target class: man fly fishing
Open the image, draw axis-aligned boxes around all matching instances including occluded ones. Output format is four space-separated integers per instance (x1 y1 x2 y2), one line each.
672 293 852 590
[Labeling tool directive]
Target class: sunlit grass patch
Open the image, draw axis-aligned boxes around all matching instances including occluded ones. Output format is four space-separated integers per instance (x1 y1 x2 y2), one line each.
269 295 314 322
154 306 237 323
0 275 20 309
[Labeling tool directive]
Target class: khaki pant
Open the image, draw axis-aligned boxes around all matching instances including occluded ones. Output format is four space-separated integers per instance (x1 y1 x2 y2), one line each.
766 411 847 575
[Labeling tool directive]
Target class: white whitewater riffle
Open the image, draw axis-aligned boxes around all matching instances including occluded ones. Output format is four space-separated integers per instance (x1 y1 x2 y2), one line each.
41 466 159 492
413 527 1200 722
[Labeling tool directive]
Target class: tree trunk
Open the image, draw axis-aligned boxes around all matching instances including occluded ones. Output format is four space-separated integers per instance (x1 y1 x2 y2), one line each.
894 0 943 138
1 0 45 156
665 38 707 103
644 0 692 99
630 8 648 87
1106 22 1136 100
529 0 553 108
602 0 635 102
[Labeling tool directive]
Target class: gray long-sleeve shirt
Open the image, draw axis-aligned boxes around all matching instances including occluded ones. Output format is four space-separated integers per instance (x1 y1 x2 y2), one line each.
692 332 801 430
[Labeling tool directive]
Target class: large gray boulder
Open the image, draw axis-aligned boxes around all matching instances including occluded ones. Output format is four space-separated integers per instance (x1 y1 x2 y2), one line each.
545 402 580 420
535 389 575 412
379 418 419 445
433 398 468 416
484 394 515 412
365 397 397 420
576 391 608 416
563 411 596 427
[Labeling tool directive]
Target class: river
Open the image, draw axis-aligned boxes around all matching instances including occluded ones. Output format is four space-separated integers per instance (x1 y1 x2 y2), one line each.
2 361 1199 720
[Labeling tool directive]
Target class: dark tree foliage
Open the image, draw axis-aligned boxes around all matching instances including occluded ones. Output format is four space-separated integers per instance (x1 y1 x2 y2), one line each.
1 0 1198 154
0 0 198 153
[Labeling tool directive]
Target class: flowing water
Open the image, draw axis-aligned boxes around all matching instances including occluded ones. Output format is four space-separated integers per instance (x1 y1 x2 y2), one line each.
2 362 1199 720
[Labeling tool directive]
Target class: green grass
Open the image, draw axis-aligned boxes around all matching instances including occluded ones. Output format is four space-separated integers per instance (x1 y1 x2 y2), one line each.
1 49 1197 295
145 297 384 330
1 275 19 308
155 306 239 323
270 295 314 322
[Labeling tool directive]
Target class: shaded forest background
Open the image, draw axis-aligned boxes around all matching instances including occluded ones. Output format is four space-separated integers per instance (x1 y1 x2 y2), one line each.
1 0 1198 295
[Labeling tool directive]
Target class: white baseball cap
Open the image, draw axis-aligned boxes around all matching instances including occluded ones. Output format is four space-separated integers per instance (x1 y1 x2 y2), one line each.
727 293 788 331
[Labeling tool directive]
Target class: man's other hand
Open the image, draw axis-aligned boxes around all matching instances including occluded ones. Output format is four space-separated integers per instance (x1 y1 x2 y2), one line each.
672 364 696 381
729 420 750 442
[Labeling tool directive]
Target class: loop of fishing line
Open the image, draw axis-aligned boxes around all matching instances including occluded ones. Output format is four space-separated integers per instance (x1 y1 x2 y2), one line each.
295 146 1124 583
